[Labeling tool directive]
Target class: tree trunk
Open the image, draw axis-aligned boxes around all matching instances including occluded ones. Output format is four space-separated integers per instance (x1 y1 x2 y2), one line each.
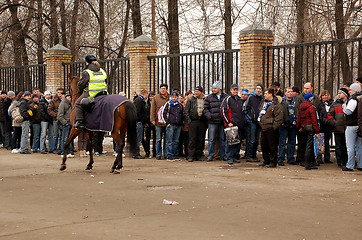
99 0 105 59
151 0 156 41
224 0 232 91
294 0 306 89
130 0 143 38
37 0 44 64
168 0 180 90
49 0 59 47
59 0 67 47
335 0 351 83
70 0 80 61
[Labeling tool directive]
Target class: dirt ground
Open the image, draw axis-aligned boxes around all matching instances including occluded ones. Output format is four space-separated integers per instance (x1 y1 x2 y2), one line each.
0 142 361 240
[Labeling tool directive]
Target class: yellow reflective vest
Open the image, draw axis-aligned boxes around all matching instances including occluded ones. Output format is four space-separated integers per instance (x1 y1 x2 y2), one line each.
84 68 108 98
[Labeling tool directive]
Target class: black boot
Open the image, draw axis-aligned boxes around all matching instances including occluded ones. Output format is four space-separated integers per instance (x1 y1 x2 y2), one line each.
74 120 86 130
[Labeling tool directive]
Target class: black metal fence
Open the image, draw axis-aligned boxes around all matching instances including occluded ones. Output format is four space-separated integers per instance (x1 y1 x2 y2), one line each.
62 58 130 98
148 49 240 95
263 38 362 96
0 64 46 93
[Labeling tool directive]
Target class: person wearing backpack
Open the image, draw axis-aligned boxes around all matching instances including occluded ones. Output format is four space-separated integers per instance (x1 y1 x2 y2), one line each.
163 91 183 161
150 83 169 160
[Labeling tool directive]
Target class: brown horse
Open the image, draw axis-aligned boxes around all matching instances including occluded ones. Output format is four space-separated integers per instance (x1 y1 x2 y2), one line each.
60 76 137 173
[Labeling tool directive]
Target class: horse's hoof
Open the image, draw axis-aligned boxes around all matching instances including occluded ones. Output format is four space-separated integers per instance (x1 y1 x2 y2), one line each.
113 169 121 174
85 166 93 170
60 164 66 171
110 169 115 173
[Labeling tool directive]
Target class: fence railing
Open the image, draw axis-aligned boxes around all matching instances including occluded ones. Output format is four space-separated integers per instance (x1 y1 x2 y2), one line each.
148 49 240 95
263 38 362 96
62 58 130 98
0 64 46 93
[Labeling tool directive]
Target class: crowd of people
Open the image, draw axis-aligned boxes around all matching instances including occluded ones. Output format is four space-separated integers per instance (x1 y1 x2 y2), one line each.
132 78 362 171
1 78 362 171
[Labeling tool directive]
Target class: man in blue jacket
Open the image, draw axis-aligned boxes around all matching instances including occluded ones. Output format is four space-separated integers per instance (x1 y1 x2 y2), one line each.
203 81 228 161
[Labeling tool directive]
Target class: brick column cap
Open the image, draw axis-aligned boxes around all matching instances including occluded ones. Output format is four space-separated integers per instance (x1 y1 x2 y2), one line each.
239 24 273 36
47 44 71 53
129 35 156 46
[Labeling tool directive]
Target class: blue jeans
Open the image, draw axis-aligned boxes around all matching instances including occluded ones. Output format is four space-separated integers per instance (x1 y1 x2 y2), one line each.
345 126 362 169
60 124 74 155
155 126 167 157
165 124 182 158
50 120 62 152
20 120 31 152
31 123 41 151
207 123 226 159
278 125 297 163
245 120 261 158
225 127 242 163
40 121 53 152
136 122 144 156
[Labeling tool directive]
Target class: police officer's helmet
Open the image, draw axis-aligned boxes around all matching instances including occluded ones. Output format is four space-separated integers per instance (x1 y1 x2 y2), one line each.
85 54 97 64
80 97 95 112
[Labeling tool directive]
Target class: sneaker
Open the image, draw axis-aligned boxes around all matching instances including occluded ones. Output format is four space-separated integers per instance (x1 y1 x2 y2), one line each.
173 156 180 161
40 151 47 154
156 156 162 160
113 152 118 156
67 154 75 158
122 153 126 158
167 156 175 161
133 155 145 159
207 157 213 162
278 162 285 166
60 155 64 158
86 151 90 155
11 149 19 154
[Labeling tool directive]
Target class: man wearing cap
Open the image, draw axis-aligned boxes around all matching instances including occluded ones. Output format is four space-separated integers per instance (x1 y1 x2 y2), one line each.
39 91 53 154
327 88 349 167
242 84 264 161
221 84 245 164
48 88 65 154
74 54 108 130
342 82 362 171
296 93 320 170
19 91 33 154
294 82 322 165
185 86 207 162
150 83 169 160
203 81 228 161
57 91 74 158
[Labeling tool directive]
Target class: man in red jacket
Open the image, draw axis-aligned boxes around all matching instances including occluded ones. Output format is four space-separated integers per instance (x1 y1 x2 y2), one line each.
296 93 320 170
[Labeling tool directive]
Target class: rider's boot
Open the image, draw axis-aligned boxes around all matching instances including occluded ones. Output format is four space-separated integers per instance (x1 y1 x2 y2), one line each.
74 120 86 130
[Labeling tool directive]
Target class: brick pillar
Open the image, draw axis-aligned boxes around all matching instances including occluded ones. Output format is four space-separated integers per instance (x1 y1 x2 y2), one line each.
238 25 274 91
45 44 72 93
128 35 157 98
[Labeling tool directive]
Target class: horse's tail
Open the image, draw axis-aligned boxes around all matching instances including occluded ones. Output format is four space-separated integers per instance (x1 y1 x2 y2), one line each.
125 101 137 156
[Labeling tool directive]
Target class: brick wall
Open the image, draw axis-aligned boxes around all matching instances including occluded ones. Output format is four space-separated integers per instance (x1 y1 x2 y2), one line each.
238 28 274 92
128 35 157 98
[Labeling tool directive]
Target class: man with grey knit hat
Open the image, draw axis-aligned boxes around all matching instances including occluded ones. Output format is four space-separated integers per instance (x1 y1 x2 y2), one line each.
342 82 362 171
203 81 228 161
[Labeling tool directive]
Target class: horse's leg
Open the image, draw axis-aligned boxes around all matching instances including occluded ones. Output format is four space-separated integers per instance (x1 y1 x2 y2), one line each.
60 127 81 171
110 129 126 174
85 131 94 170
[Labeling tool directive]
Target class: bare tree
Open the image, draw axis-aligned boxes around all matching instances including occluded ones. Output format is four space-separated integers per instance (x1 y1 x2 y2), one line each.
49 0 59 46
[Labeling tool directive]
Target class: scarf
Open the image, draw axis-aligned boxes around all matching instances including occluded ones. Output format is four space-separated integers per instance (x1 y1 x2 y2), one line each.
284 97 296 125
258 101 273 122
170 100 179 106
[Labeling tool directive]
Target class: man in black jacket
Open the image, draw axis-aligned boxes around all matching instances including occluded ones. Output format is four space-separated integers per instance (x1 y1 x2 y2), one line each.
221 84 245 164
185 86 207 162
142 91 156 158
0 91 7 147
133 89 148 159
203 81 228 161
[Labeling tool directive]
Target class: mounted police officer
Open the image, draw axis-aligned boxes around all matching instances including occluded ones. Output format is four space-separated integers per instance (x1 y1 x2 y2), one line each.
74 55 108 130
